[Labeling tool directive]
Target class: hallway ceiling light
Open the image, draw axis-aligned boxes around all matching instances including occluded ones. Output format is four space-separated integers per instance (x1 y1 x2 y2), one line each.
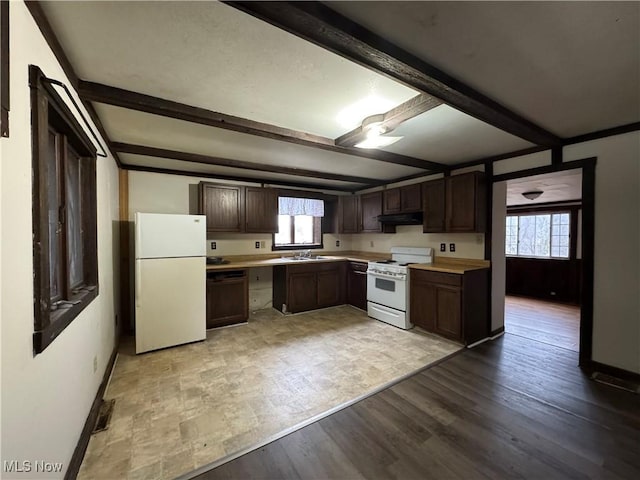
522 190 543 200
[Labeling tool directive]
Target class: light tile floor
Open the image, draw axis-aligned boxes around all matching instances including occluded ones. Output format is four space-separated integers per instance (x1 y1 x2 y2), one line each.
78 306 461 479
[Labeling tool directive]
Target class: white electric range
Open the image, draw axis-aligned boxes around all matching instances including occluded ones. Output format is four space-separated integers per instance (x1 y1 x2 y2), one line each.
367 246 433 329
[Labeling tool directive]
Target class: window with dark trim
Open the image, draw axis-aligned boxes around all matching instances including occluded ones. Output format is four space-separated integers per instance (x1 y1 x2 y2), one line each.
273 196 324 250
30 65 98 354
506 211 572 259
1 0 9 137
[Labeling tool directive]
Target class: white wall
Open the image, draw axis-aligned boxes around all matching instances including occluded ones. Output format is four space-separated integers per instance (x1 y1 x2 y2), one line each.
565 132 640 373
1 2 120 476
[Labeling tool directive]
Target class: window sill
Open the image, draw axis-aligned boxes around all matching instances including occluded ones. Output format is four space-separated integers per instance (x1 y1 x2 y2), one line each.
33 287 98 354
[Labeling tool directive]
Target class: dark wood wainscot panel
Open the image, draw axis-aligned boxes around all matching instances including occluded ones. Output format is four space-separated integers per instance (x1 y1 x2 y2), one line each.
347 261 367 311
506 257 581 304
410 268 489 345
273 262 346 314
206 269 249 328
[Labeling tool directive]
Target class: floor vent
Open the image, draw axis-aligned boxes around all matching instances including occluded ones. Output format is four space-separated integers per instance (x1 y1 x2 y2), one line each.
92 399 115 434
591 372 640 394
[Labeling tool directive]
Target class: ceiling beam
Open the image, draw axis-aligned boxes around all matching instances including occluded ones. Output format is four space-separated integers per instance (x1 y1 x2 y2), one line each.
335 94 443 147
78 80 446 171
123 164 355 193
225 1 562 148
112 142 384 186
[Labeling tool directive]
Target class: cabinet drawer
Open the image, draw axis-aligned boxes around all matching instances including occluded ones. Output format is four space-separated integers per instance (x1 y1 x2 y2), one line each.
411 269 462 286
349 261 368 272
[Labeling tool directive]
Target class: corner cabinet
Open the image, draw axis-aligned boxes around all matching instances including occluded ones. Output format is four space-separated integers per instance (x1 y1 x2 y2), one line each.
199 182 278 233
273 262 346 314
409 268 489 345
422 172 487 233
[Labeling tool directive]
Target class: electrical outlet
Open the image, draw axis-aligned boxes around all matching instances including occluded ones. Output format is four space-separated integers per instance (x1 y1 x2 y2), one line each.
449 243 455 252
93 355 98 373
260 241 265 248
256 275 260 281
440 243 446 252
210 241 217 250
336 240 340 247
255 241 260 249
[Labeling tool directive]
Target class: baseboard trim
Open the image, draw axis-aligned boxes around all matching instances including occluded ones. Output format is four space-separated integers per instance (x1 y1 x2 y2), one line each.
490 326 505 339
581 359 640 384
64 347 118 480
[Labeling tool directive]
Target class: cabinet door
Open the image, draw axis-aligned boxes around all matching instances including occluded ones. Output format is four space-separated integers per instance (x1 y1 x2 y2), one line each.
383 188 401 214
360 191 383 233
245 187 278 233
347 266 367 310
338 195 360 233
206 276 248 328
422 179 446 233
317 269 341 308
434 285 462 340
401 184 422 212
199 183 243 232
409 273 437 332
288 271 317 313
446 172 486 233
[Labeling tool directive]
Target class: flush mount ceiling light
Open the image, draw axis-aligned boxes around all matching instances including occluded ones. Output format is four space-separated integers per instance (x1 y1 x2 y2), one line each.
337 94 444 149
522 190 543 200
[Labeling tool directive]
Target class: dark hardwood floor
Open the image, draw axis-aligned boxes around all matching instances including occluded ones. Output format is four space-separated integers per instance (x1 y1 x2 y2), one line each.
505 295 580 351
190 333 639 480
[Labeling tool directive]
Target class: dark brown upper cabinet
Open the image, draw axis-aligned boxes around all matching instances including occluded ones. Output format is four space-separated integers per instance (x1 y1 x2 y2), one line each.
338 195 360 234
245 187 278 233
446 171 487 233
422 172 486 233
383 184 422 214
199 182 278 233
359 191 383 233
422 178 446 233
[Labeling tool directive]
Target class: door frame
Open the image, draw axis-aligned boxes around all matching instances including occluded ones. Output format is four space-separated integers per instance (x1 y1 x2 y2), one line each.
490 157 596 366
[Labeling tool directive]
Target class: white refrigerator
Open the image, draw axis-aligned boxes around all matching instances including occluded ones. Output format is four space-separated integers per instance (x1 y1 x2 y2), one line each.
134 213 206 354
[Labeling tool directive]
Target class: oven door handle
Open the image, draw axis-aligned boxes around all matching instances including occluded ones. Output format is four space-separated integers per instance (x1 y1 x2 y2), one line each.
367 271 407 281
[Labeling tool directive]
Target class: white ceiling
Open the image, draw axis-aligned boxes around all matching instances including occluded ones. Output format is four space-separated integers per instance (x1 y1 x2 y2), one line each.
507 170 582 206
327 1 640 137
38 1 640 190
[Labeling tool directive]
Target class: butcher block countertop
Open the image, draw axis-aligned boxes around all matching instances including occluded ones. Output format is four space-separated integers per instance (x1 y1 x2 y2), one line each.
409 258 490 274
206 251 489 273
205 251 388 271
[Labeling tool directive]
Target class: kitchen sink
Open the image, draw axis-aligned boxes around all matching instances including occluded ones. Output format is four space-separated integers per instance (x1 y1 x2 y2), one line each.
281 255 329 261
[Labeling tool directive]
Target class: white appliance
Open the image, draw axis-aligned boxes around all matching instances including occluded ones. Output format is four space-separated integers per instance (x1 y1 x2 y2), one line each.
367 246 433 329
135 213 206 354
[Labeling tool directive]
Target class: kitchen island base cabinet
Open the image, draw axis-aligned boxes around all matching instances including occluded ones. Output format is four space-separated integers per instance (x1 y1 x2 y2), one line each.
273 262 346 314
410 268 488 345
206 270 248 328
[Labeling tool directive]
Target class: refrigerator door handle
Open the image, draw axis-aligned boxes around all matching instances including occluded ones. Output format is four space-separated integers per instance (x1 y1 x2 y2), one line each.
135 261 141 308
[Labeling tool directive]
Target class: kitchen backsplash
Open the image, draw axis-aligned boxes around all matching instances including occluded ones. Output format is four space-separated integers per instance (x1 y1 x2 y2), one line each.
206 226 484 259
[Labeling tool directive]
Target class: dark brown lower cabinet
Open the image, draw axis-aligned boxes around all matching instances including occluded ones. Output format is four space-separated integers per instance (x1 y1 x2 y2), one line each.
273 262 346 314
347 261 367 310
206 270 248 328
410 268 488 345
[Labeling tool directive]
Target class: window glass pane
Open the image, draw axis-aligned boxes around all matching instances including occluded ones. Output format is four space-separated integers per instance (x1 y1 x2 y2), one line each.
66 148 84 289
550 212 571 258
47 131 63 301
518 215 535 256
505 216 518 255
293 215 314 244
274 215 291 245
534 214 550 257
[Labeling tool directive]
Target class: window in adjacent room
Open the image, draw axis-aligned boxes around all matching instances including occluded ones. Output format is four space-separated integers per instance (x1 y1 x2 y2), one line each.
30 66 98 353
273 196 324 249
506 212 571 259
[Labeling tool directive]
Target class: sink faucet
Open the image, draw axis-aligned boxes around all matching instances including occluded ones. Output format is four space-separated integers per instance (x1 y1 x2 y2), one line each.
299 249 311 259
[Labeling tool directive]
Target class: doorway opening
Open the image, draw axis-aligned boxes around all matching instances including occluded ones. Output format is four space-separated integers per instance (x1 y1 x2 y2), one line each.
503 170 582 351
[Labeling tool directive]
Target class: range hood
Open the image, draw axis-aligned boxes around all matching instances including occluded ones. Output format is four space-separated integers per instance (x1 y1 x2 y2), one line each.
377 212 423 225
